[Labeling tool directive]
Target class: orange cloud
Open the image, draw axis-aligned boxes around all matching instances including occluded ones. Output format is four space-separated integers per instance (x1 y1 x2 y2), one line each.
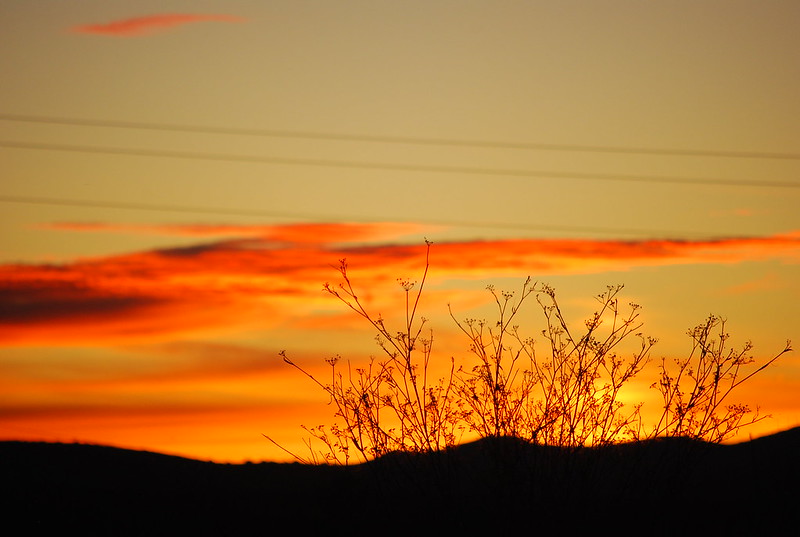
71 14 246 37
43 221 437 243
723 272 788 295
423 232 800 276
1 224 798 346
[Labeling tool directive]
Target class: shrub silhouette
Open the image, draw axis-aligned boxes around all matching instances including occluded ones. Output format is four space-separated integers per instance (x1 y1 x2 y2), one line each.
278 242 791 464
279 240 462 463
652 314 790 442
449 278 653 447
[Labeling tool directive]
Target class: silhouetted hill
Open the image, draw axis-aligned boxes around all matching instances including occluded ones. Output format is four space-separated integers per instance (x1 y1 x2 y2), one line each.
2 429 799 535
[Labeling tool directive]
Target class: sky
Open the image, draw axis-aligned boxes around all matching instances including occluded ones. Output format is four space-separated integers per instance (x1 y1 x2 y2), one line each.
1 1 799 463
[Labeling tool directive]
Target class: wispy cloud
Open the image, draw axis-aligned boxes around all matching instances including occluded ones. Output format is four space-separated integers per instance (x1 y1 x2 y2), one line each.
722 272 788 295
2 223 798 346
71 14 246 37
43 221 437 243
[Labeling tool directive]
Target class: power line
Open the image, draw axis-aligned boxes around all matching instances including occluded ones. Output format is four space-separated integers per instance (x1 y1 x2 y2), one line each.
0 194 732 239
2 139 799 189
2 112 800 161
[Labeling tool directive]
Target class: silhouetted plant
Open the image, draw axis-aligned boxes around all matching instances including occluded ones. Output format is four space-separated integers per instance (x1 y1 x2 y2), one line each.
651 315 792 443
278 242 791 463
447 277 539 439
450 280 654 447
279 240 463 464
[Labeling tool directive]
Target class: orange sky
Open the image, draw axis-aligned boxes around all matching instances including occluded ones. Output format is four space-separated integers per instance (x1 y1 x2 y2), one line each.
2 3 799 462
2 222 799 462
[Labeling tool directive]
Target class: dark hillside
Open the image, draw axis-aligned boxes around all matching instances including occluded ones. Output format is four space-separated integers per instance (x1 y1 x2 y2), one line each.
2 429 799 535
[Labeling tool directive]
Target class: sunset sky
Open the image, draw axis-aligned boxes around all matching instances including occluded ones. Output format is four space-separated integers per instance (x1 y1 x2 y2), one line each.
2 1 799 463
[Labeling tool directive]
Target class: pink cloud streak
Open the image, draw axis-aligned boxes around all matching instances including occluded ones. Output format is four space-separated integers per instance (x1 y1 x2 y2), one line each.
72 14 246 37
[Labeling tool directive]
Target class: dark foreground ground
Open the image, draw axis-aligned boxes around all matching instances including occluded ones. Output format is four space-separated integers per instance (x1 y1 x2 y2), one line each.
2 428 799 535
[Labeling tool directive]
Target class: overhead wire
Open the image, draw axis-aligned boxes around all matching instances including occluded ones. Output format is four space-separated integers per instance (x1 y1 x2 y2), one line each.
2 112 799 189
2 140 799 190
3 112 800 161
1 112 798 239
0 193 769 239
